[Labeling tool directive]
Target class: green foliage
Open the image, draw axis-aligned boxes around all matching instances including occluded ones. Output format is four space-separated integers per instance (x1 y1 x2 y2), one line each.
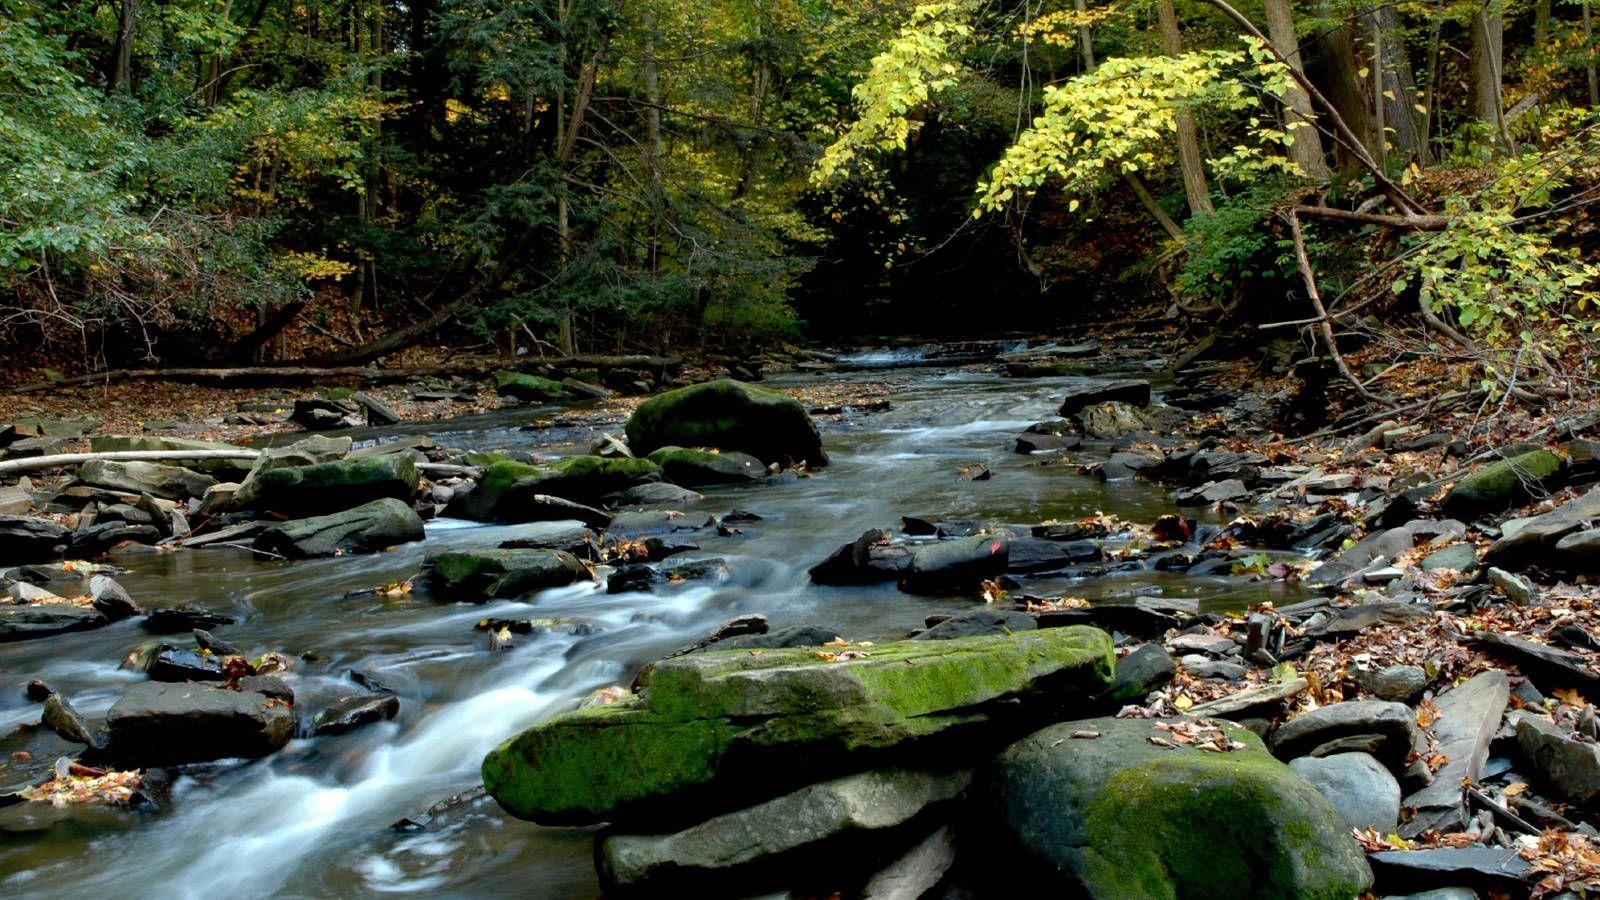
976 40 1297 213
1172 185 1296 305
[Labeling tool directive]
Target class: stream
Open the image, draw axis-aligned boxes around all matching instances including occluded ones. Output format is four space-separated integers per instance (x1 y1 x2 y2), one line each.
0 353 1304 897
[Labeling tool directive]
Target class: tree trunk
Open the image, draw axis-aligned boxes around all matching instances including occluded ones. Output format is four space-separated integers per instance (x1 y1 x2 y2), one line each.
1307 4 1378 171
1373 4 1427 164
111 0 139 92
1586 2 1599 108
1262 0 1329 179
1468 0 1510 151
1157 0 1214 216
643 12 663 279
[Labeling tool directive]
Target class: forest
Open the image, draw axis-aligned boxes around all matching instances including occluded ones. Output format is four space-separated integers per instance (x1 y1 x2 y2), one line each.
4 0 1596 376
7 1 1600 898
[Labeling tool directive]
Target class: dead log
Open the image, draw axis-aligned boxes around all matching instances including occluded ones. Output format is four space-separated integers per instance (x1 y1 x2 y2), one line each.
0 450 261 477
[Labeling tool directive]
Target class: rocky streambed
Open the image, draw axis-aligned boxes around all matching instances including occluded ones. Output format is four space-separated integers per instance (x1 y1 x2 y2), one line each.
4 340 1600 897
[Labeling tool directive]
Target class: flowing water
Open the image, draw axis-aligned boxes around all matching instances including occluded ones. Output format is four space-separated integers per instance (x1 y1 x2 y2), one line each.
0 357 1303 898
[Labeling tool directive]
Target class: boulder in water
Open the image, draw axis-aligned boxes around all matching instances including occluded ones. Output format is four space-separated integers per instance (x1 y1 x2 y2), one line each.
235 452 420 517
0 603 108 642
624 379 827 467
646 446 765 487
899 533 1010 595
482 626 1114 826
494 371 572 403
105 681 295 766
0 516 69 565
428 548 591 601
447 457 660 520
255 497 424 558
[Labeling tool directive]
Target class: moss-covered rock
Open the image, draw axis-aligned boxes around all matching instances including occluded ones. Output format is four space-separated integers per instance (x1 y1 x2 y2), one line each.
646 446 765 487
1443 449 1565 519
482 626 1114 827
494 371 572 403
986 716 1373 899
447 456 658 520
429 548 591 601
625 379 827 467
235 452 419 516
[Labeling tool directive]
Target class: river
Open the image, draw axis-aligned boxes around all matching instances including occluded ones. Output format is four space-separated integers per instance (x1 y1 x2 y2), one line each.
0 353 1302 897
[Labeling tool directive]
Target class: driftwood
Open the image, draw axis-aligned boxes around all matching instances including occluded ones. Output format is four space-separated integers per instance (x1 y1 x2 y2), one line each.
0 450 260 477
0 449 477 479
10 355 683 394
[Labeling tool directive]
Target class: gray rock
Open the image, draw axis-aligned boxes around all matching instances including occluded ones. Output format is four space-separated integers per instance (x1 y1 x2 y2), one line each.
1553 529 1600 570
1015 432 1083 454
76 459 217 501
1186 678 1309 719
1473 632 1600 692
427 548 591 601
1270 701 1418 773
1516 716 1600 806
1316 601 1431 636
1421 544 1478 573
1006 537 1099 573
1379 891 1479 900
1484 485 1600 567
254 497 425 558
913 609 1035 640
614 482 704 508
1058 379 1151 417
0 603 108 642
0 516 71 565
606 509 703 539
312 693 400 736
1368 847 1529 895
597 769 970 893
1105 644 1176 703
647 446 766 487
42 694 105 750
1290 752 1401 831
1487 567 1535 604
105 681 295 766
1441 449 1565 519
899 533 1010 595
625 379 827 467
88 574 140 620
717 624 841 650
1403 670 1509 837
1173 479 1249 507
1363 665 1430 703
986 716 1372 897
809 529 913 585
861 826 956 900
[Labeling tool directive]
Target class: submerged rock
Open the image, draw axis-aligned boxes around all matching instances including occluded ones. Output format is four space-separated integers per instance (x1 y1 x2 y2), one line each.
985 715 1372 898
597 768 969 894
428 548 591 601
105 681 295 766
0 604 108 642
481 626 1114 826
898 533 1010 595
624 379 827 467
255 497 425 558
312 693 400 736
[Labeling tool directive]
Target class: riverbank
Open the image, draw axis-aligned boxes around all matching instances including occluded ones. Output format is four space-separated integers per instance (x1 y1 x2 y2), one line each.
4 335 1600 896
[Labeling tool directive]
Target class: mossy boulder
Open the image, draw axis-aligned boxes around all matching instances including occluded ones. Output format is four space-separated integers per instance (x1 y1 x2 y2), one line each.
494 371 572 403
625 379 827 467
646 446 765 487
235 452 419 516
482 626 1114 827
429 548 591 601
255 497 424 558
986 716 1373 899
1442 449 1565 519
447 456 660 520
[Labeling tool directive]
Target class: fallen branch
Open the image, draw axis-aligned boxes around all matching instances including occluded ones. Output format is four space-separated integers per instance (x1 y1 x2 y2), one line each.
0 450 260 477
1287 208 1395 408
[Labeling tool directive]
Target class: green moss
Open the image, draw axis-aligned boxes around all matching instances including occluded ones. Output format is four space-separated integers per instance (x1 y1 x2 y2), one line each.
482 626 1114 824
430 548 588 599
1079 748 1368 899
624 379 826 466
240 453 419 515
1444 449 1564 517
458 457 660 519
494 371 571 402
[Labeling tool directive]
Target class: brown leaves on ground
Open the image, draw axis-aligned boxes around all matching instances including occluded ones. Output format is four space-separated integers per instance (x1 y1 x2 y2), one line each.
1523 830 1600 898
